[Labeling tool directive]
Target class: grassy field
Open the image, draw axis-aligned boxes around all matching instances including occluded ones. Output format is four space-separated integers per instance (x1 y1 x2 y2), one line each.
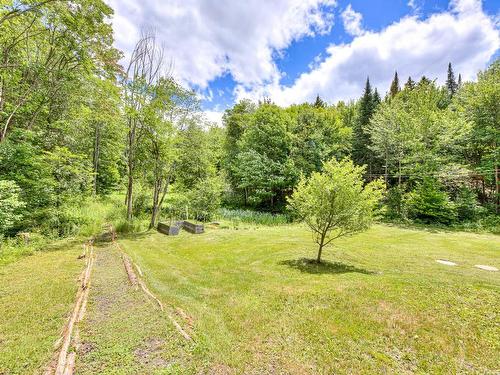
0 240 83 374
0 223 498 374
119 224 500 374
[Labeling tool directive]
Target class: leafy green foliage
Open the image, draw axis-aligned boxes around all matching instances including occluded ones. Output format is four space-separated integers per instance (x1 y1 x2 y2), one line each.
188 175 224 221
288 158 384 262
0 180 25 235
406 178 457 224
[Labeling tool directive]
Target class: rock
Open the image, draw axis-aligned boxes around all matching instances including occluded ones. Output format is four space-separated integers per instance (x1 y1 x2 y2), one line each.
436 259 456 266
474 265 498 272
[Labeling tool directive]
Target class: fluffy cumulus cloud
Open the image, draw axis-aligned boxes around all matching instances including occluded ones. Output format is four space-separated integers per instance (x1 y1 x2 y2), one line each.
341 4 364 36
236 0 499 106
108 0 337 88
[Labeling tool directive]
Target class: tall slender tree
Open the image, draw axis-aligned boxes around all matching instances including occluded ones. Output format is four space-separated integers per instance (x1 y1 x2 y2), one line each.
314 94 326 108
389 71 400 98
353 77 380 177
446 62 458 97
405 76 416 90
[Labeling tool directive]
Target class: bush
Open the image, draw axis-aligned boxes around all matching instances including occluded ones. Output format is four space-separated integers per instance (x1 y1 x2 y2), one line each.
407 178 456 224
188 176 224 221
0 180 26 236
384 186 408 220
454 187 483 221
217 208 291 226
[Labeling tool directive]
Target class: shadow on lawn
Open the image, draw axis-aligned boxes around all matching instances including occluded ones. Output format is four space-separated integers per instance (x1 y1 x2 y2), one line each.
279 258 375 275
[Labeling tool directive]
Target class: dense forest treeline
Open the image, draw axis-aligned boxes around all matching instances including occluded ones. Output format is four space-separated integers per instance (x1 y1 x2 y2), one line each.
0 1 499 243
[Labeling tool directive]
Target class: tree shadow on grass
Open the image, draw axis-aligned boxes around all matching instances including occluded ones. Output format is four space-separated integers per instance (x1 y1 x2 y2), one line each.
279 258 376 275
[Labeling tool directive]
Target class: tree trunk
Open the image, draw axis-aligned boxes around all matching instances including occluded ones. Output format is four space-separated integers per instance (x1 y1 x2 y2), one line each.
398 159 402 187
126 171 133 221
126 121 135 221
317 232 326 263
496 163 499 214
92 123 100 196
149 179 161 229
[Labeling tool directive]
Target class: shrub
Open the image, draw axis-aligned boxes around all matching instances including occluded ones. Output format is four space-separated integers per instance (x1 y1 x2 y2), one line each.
407 178 457 224
217 208 290 226
384 185 408 220
454 187 483 221
188 176 224 221
0 180 26 236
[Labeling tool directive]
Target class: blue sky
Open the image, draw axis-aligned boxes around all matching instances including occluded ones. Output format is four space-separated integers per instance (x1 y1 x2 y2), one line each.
108 0 499 123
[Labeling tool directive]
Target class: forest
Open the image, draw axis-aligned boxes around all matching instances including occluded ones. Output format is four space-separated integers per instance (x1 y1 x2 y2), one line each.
0 0 499 248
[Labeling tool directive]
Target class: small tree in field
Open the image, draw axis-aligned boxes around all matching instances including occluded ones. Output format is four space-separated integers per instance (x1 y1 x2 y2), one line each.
288 158 384 263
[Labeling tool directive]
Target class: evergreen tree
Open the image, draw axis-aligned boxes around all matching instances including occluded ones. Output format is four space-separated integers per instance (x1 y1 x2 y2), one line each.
389 71 400 98
405 76 416 90
314 94 326 108
353 77 380 176
419 76 432 86
373 88 381 105
446 62 458 96
458 73 462 88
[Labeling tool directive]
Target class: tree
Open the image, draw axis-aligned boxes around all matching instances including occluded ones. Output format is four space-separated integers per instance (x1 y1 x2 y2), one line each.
223 99 256 192
0 180 25 235
123 30 165 220
140 78 197 228
389 71 400 98
235 104 298 209
314 94 326 108
446 62 458 97
352 77 380 177
457 60 499 212
405 77 416 90
288 158 384 263
369 79 469 187
373 88 381 104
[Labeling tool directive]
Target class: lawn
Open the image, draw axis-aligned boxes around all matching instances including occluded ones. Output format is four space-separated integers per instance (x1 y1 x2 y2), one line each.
119 224 500 374
0 240 83 374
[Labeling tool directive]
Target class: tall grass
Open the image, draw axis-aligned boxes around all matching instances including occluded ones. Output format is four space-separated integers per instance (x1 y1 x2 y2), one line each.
216 208 291 226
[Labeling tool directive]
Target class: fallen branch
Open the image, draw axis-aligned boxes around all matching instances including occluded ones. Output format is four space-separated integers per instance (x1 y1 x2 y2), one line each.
113 241 192 342
45 241 94 375
122 253 138 287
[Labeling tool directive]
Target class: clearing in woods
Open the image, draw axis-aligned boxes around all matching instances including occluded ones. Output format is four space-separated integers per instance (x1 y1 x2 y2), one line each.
0 224 499 374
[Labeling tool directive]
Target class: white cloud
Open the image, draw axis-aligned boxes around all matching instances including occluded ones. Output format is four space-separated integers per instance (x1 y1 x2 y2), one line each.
108 0 337 88
236 0 499 106
203 110 224 126
407 0 420 13
341 4 364 36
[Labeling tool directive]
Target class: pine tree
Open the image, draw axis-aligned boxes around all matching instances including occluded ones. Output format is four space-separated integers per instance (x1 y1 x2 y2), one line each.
373 88 381 105
353 77 380 175
405 76 416 90
358 77 373 126
419 76 432 86
446 62 458 96
389 71 400 98
314 94 326 108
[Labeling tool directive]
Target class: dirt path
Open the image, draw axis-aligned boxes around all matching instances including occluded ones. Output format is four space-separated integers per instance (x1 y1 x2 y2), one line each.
74 243 192 374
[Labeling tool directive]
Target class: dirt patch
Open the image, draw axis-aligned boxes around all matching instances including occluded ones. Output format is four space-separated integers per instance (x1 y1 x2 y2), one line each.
133 338 170 367
78 341 96 356
206 364 234 375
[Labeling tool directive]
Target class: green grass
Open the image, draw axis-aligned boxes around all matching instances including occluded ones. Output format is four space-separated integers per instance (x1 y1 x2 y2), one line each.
76 243 191 374
0 240 83 374
216 208 290 226
119 224 500 374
